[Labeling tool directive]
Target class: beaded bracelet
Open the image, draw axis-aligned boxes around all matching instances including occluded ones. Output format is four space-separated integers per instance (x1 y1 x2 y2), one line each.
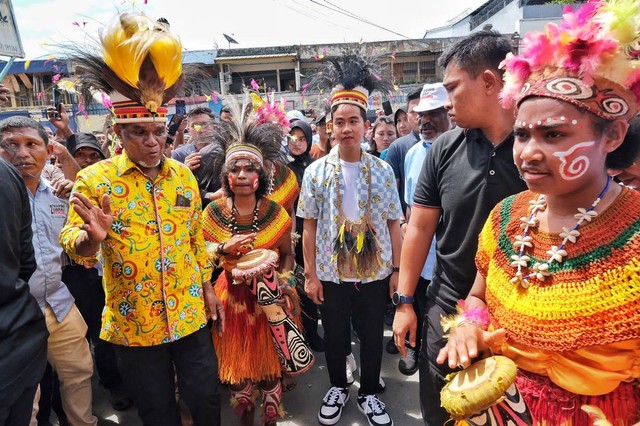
441 299 490 339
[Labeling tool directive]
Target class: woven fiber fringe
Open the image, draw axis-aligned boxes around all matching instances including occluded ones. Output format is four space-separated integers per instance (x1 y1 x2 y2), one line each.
212 273 282 384
516 371 639 425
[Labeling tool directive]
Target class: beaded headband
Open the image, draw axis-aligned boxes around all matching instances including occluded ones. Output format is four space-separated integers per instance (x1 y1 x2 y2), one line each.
330 87 370 111
111 97 168 124
225 143 264 167
500 0 640 121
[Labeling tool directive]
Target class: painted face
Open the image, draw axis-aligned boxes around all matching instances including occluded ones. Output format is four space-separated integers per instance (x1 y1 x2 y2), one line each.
373 122 397 151
227 159 260 195
73 147 104 169
0 126 51 183
442 61 487 129
418 108 450 141
117 122 167 174
395 111 410 137
288 128 308 156
513 97 608 195
331 104 367 152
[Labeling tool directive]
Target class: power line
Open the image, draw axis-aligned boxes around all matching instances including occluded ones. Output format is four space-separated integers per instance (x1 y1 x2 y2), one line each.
309 0 409 39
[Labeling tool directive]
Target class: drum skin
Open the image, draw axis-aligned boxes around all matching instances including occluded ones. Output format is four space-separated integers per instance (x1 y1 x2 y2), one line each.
441 356 517 420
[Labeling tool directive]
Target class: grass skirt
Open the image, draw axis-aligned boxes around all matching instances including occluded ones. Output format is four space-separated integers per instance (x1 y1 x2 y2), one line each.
212 272 282 385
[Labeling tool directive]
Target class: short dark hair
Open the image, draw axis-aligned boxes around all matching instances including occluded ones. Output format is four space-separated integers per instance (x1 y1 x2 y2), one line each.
606 115 640 171
0 116 49 146
187 107 215 120
438 30 513 78
406 87 422 111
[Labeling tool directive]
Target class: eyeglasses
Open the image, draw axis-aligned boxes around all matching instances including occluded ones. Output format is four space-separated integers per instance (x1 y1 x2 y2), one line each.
287 135 307 144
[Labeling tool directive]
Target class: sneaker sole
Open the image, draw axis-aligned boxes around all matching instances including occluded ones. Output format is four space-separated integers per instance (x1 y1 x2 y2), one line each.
398 364 419 376
318 393 349 425
357 401 394 426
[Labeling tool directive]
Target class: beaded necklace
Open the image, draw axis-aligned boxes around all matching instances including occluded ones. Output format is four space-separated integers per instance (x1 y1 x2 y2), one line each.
510 176 611 288
229 198 260 253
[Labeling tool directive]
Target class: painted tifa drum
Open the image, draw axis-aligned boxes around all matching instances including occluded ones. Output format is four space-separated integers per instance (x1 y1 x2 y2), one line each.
232 248 314 375
440 356 534 425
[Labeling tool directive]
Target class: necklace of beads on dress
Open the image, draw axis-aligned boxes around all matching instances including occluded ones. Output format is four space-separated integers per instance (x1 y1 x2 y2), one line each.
229 199 260 253
510 176 611 288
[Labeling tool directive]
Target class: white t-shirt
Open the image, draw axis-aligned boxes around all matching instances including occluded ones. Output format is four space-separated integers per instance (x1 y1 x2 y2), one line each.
340 159 360 222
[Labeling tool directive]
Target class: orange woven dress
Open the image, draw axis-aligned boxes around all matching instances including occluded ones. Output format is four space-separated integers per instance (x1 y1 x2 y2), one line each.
477 186 640 425
202 197 291 384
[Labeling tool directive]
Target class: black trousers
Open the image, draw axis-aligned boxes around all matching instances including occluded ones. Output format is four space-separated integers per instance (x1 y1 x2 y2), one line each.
62 265 123 389
0 384 38 426
419 298 456 425
114 326 221 426
320 277 389 395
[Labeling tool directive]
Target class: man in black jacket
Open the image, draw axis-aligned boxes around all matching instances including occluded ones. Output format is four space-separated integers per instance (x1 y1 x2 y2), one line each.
0 155 48 426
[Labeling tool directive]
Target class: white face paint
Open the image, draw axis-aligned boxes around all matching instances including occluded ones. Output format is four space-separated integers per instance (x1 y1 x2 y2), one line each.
552 141 596 180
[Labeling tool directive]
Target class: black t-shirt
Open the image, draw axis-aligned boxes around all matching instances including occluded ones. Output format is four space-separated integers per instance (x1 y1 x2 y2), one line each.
413 127 527 312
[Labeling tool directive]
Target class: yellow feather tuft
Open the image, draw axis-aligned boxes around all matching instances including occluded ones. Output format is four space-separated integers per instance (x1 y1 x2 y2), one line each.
597 0 640 45
581 405 613 426
250 92 265 111
339 223 345 244
356 231 364 253
149 34 182 88
100 12 182 101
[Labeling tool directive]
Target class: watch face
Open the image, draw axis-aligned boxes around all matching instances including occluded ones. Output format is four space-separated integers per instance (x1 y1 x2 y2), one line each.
392 292 400 306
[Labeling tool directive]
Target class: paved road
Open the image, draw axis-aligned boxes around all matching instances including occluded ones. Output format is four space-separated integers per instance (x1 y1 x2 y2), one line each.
85 326 424 426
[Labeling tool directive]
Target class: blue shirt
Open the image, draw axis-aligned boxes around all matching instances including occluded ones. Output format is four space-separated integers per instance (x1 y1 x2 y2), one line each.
29 178 74 322
404 140 436 280
171 142 197 163
297 146 402 283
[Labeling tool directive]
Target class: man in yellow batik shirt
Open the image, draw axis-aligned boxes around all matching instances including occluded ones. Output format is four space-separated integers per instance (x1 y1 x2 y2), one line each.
59 11 224 426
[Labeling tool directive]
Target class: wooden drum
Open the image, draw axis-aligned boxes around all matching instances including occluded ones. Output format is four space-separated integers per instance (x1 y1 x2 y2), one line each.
440 356 533 424
233 249 314 375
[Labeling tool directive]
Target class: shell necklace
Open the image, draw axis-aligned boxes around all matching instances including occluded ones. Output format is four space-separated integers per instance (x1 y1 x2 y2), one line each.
511 176 611 288
229 199 260 253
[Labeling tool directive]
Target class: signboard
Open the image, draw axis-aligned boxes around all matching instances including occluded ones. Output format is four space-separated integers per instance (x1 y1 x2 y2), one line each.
0 0 25 58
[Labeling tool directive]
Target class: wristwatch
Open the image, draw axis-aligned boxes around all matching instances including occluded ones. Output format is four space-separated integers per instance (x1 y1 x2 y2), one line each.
392 291 415 306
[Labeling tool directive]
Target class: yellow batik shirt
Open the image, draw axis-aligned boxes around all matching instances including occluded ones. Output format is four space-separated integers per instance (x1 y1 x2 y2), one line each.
60 153 209 346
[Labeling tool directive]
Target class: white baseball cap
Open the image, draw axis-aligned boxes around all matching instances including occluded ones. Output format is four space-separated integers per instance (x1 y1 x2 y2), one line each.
413 83 447 113
286 110 305 122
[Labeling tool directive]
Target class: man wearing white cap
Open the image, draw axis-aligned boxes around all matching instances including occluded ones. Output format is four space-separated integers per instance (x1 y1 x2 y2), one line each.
396 83 450 376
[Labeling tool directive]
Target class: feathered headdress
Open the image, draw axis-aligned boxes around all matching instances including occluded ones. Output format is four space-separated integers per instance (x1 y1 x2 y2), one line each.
71 12 187 123
309 48 394 111
196 92 287 191
500 0 640 121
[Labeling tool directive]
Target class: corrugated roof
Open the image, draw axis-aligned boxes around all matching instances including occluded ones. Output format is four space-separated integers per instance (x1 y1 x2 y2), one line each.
216 53 297 61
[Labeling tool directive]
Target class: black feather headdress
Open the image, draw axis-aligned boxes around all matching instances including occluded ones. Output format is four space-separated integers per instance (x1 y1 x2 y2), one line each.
196 93 287 193
309 48 393 111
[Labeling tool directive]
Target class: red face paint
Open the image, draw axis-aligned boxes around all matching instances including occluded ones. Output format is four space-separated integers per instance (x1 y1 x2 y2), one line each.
252 176 259 190
228 172 235 190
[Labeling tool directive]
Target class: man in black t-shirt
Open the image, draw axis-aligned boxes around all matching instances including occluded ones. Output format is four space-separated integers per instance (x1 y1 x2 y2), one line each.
392 31 527 425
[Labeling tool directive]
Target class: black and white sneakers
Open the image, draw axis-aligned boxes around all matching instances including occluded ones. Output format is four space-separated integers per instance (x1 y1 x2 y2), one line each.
318 386 349 425
357 394 394 426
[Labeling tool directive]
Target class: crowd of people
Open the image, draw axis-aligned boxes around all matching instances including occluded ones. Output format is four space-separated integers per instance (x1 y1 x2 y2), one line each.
1 2 640 426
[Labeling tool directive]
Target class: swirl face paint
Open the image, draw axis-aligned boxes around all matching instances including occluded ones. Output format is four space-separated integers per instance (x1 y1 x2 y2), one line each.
552 141 595 180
